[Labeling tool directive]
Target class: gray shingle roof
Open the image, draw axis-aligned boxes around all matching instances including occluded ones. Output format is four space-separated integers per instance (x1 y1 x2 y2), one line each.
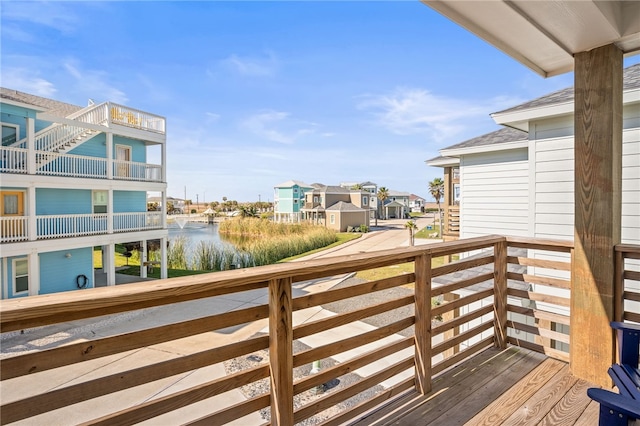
325 201 365 212
0 87 83 117
441 127 528 151
493 63 640 115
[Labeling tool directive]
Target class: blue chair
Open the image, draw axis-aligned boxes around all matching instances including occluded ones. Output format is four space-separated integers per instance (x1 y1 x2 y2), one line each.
587 322 640 426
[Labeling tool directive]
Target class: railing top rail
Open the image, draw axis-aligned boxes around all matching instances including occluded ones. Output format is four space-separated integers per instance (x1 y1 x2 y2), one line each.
506 236 574 251
0 235 503 332
615 243 640 254
108 102 165 121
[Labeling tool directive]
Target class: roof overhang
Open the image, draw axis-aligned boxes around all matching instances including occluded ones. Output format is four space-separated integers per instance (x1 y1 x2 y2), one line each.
422 0 640 77
0 97 48 112
492 87 640 130
426 156 460 167
440 139 529 157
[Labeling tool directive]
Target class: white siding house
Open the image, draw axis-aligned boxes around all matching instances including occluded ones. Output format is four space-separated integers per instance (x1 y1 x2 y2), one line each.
427 63 640 353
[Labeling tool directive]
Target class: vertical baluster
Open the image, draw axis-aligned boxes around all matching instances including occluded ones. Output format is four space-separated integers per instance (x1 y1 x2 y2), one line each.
415 253 432 394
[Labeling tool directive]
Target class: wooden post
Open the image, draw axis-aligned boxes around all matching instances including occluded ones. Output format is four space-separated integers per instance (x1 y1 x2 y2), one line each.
414 253 432 394
614 248 624 324
571 44 622 386
443 167 451 236
494 240 508 349
269 277 293 426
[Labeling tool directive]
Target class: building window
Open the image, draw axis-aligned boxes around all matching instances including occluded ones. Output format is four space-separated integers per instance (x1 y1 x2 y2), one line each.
363 197 368 205
314 196 319 203
115 144 131 177
330 214 335 224
93 190 108 214
1 123 19 146
294 199 298 204
293 188 298 193
13 258 29 295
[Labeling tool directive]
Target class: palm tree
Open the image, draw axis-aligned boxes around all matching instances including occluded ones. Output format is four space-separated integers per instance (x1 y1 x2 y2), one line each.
405 220 418 246
377 187 389 220
429 178 445 237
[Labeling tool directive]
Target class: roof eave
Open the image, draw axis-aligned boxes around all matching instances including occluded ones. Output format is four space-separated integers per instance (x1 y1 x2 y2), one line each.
440 140 529 157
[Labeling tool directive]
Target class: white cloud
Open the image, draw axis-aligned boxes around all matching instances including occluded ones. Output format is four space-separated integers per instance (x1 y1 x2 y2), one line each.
0 68 57 97
1 2 80 34
220 51 279 76
241 110 316 144
206 112 221 122
357 87 522 141
63 62 128 104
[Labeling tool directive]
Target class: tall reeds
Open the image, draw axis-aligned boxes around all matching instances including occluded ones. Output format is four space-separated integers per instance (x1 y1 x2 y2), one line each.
166 218 338 270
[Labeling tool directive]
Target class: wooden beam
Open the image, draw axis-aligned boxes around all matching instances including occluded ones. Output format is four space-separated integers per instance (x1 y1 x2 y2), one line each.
269 277 293 426
571 43 623 386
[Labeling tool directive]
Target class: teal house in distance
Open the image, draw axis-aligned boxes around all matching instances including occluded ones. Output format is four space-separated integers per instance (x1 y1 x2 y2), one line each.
273 180 314 223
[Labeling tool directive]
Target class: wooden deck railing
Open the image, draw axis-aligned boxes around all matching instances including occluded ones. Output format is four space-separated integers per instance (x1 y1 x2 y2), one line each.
615 244 640 324
0 235 587 425
444 205 460 236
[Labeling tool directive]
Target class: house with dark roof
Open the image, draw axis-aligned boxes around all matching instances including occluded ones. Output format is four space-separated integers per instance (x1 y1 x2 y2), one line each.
427 62 639 247
1 88 168 298
301 184 372 231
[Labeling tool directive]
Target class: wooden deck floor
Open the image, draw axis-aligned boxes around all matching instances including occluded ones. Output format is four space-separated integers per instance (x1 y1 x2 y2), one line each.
350 346 600 426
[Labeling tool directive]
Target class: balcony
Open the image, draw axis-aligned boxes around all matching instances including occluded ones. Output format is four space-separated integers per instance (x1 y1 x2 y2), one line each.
0 147 162 182
0 212 163 243
0 236 638 425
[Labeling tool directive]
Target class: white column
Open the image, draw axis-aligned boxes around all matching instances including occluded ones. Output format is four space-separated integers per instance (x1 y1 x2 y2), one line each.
161 139 167 182
140 239 148 278
26 117 35 174
160 236 168 279
106 133 113 179
28 251 40 296
28 185 36 241
161 191 167 229
106 243 116 286
107 189 114 234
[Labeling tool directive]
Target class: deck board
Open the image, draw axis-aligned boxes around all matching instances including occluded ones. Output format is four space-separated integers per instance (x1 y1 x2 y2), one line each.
347 347 599 426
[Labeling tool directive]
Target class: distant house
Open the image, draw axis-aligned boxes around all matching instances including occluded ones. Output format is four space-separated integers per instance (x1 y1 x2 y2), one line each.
148 196 185 214
1 88 168 298
302 184 371 232
379 190 411 219
409 194 426 213
273 180 314 222
340 181 378 221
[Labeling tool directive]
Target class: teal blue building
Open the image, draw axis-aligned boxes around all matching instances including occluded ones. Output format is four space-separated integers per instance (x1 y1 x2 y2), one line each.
1 88 168 298
273 180 314 222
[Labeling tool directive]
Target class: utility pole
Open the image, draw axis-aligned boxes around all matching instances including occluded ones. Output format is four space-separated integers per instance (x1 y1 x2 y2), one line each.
196 194 199 211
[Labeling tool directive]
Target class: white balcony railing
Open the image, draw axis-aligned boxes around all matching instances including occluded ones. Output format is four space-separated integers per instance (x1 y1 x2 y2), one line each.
109 103 165 134
112 160 163 182
0 147 27 174
1 213 164 243
36 151 108 179
36 214 108 239
113 212 163 232
1 147 162 182
0 216 28 242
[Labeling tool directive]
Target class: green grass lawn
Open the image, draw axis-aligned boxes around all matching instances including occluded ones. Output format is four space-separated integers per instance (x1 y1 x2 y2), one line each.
415 224 442 239
355 255 449 282
278 232 362 262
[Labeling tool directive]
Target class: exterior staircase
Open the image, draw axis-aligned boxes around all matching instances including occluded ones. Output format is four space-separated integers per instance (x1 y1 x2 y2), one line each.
11 102 108 168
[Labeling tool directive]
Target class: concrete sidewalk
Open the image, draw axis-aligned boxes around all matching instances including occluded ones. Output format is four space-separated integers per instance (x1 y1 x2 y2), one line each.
1 217 443 425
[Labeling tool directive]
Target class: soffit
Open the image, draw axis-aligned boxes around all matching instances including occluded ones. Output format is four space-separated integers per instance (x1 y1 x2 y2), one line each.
422 0 640 77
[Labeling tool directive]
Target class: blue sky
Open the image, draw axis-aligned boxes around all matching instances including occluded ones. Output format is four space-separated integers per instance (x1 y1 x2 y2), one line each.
2 1 638 203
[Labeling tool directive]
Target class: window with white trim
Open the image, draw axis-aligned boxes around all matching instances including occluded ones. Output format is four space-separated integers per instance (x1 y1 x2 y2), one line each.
13 258 28 295
1 123 19 146
363 197 368 205
93 190 108 214
330 214 335 224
